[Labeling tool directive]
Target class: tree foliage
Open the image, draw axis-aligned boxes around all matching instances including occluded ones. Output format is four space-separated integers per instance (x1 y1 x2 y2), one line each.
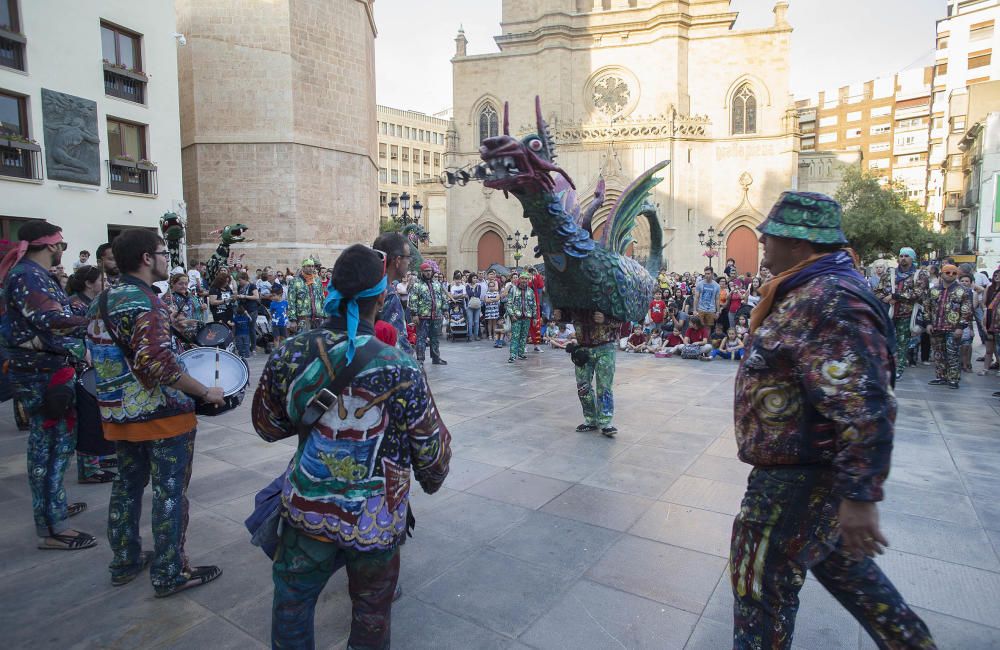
834 168 958 264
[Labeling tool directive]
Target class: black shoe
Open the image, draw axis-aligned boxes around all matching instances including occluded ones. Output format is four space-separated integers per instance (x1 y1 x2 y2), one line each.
154 565 223 598
993 391 1000 397
991 362 1000 370
517 354 528 360
946 381 960 389
432 359 448 365
575 423 597 432
977 356 986 362
508 358 516 364
601 426 618 438
928 379 948 385
111 551 154 586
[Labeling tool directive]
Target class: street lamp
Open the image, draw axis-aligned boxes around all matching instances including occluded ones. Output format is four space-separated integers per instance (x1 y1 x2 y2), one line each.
507 230 529 267
697 226 722 271
387 191 423 227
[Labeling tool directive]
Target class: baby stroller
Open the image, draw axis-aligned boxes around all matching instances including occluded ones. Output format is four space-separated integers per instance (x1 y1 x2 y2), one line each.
255 314 275 353
446 301 469 342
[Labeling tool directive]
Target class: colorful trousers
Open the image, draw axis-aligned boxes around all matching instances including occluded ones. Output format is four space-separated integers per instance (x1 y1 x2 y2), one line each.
929 332 961 383
893 317 911 377
415 318 442 362
108 430 195 591
731 468 936 650
510 318 530 359
14 373 76 537
575 343 616 428
272 524 400 650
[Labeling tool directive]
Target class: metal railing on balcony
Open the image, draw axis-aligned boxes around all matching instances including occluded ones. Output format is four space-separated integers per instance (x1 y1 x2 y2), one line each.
107 160 157 195
0 31 25 71
0 144 42 180
104 68 146 104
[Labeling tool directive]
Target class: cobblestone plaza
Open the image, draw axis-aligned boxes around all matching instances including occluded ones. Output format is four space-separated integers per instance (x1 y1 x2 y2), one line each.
1 340 998 648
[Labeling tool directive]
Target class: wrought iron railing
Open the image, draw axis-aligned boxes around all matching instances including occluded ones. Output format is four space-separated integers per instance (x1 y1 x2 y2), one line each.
107 160 157 195
0 144 42 180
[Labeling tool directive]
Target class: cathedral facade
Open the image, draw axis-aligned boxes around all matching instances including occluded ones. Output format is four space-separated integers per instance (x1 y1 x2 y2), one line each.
445 0 800 276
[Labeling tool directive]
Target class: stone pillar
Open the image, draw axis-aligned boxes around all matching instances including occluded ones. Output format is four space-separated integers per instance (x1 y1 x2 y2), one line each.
176 0 378 271
455 26 468 57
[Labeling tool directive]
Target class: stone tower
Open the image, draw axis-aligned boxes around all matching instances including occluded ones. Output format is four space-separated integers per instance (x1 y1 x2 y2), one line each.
175 0 378 270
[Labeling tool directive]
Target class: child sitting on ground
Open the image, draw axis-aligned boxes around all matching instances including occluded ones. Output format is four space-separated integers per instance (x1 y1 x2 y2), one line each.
641 328 663 353
661 323 684 355
712 328 745 360
549 322 575 349
669 315 713 359
624 324 646 352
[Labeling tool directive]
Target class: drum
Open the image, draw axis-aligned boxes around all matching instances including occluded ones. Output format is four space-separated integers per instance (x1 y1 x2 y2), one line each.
79 367 97 398
195 322 234 349
178 348 250 416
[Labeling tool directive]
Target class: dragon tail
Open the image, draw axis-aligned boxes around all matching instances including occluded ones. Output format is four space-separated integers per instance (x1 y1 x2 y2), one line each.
641 204 664 276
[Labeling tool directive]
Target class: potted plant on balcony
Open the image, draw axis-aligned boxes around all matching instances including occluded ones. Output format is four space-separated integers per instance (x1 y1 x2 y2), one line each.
0 133 40 152
103 59 149 82
111 153 137 169
137 158 157 171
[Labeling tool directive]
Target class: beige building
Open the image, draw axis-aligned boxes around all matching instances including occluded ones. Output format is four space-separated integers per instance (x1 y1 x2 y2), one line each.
175 0 378 271
444 0 800 277
796 67 933 206
376 105 448 239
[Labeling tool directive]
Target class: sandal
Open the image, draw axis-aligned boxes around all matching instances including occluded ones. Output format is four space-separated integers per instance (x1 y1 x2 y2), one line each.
38 530 97 551
67 502 87 517
112 551 155 586
154 565 223 598
79 470 116 484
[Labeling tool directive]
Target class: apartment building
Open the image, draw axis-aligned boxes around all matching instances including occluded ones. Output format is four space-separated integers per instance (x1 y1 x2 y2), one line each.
0 0 184 257
796 67 933 205
927 0 1000 220
376 105 448 236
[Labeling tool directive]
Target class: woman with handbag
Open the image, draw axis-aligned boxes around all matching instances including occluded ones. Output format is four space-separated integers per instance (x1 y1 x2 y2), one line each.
466 273 483 340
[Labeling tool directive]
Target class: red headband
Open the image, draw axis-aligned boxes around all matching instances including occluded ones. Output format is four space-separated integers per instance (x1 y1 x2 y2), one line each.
0 233 64 283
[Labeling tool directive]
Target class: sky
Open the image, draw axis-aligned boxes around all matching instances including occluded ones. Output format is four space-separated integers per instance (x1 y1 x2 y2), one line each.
373 0 944 115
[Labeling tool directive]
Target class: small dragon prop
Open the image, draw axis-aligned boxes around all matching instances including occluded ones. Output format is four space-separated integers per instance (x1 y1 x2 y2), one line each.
401 223 431 273
205 223 249 285
478 96 666 323
159 212 185 269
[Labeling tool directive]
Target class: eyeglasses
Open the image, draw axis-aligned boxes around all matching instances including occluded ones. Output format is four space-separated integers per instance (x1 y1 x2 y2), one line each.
152 250 170 258
942 271 958 276
50 242 68 251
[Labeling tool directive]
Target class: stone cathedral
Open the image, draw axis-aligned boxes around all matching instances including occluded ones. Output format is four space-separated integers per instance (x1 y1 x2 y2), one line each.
444 0 800 275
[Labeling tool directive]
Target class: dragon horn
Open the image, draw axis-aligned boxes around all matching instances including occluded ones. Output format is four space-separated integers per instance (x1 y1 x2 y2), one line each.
503 102 510 136
535 95 557 159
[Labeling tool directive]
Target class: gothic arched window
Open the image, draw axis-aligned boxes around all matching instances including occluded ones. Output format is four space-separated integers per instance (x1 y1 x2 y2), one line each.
479 104 499 143
731 84 757 135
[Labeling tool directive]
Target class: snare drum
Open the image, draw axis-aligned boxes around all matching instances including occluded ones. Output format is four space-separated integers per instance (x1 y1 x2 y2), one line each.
178 348 250 416
195 322 234 349
78 367 97 398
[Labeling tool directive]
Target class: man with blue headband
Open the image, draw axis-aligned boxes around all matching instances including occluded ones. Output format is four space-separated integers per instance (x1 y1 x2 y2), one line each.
888 246 924 378
253 244 451 649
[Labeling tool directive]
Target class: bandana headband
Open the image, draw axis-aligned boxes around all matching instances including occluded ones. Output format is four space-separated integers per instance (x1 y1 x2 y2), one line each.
323 274 388 363
0 233 64 283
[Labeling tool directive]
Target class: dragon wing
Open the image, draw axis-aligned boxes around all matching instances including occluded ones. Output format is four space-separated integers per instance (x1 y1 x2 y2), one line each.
600 161 669 255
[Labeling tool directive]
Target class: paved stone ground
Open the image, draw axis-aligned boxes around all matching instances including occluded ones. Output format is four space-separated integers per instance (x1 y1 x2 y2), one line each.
1 339 999 649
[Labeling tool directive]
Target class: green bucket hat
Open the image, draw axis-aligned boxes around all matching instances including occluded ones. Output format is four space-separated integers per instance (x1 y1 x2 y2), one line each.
302 257 317 267
758 191 848 245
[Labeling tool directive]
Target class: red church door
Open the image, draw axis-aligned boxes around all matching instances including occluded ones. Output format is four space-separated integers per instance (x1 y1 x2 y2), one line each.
726 225 759 275
477 230 504 271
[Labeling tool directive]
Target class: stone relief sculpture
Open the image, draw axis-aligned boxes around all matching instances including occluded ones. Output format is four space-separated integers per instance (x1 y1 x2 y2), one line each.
41 89 101 185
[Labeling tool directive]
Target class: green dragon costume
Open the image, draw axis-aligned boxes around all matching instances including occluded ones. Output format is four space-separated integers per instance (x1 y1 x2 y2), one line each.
205 223 249 285
401 223 430 274
159 212 185 269
479 97 667 435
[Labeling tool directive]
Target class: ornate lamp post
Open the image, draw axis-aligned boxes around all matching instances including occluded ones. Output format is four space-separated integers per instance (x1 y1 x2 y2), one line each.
507 230 529 267
697 226 722 271
387 191 423 227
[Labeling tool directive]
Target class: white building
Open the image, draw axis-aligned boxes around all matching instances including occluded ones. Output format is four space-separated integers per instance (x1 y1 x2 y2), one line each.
0 0 184 260
958 111 1000 269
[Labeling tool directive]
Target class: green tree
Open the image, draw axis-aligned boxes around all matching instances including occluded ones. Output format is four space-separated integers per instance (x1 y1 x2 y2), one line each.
834 168 956 264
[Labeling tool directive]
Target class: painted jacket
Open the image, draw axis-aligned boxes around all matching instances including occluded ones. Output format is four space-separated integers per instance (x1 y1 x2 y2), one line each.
85 275 196 437
889 268 924 320
506 285 537 320
923 281 973 332
378 291 414 356
286 273 325 323
161 290 202 341
0 259 86 372
735 273 895 502
408 279 448 320
252 325 451 551
570 314 619 347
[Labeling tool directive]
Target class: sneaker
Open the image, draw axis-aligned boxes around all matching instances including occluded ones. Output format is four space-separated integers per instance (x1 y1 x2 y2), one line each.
575 423 598 432
928 379 947 385
517 354 528 360
946 381 960 389
432 359 448 365
534 346 541 352
508 358 516 364
600 426 618 438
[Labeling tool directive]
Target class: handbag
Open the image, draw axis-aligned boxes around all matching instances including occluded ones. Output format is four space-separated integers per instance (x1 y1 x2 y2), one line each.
468 296 482 310
681 343 703 359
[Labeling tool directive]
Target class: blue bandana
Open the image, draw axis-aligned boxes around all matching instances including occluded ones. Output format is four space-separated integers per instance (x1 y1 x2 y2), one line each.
323 275 387 363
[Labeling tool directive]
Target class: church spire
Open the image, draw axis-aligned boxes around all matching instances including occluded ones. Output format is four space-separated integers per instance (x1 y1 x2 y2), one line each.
455 24 468 57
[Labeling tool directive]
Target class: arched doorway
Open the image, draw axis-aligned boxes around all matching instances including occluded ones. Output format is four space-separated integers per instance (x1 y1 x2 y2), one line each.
477 230 504 271
726 226 758 275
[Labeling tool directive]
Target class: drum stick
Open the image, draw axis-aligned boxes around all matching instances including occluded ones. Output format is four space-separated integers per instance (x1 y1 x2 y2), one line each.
214 349 220 388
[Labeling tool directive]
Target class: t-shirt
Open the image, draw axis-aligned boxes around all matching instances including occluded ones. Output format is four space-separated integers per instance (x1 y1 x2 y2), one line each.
628 332 646 346
211 288 234 323
233 313 251 337
270 300 288 327
684 326 709 344
188 269 202 293
649 299 667 324
696 281 721 313
728 289 744 313
665 333 684 347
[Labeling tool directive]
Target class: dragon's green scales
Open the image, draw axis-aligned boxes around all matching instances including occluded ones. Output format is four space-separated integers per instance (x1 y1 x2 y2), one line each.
479 96 666 324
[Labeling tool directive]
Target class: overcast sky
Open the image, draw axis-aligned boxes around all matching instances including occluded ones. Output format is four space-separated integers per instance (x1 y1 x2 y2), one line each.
374 0 943 115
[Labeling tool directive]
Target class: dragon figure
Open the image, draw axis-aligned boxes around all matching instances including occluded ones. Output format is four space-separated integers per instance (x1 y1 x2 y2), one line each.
401 222 431 273
159 212 185 269
479 97 666 324
205 223 249 285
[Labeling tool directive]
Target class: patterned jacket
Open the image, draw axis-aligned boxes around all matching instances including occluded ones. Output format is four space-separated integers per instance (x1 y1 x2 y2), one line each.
923 281 973 332
506 284 537 320
889 267 923 321
286 273 325 323
0 259 86 373
252 321 451 551
408 279 448 320
378 290 414 356
735 273 895 502
86 275 196 441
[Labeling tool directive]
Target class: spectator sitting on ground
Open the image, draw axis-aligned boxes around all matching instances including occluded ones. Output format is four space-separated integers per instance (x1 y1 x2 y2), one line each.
624 324 646 352
713 328 745 360
549 322 575 349
641 328 663 353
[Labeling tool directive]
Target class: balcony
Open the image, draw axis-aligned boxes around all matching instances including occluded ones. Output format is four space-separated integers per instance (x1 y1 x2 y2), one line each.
0 139 43 181
103 63 147 104
107 159 157 196
0 28 25 71
943 207 964 223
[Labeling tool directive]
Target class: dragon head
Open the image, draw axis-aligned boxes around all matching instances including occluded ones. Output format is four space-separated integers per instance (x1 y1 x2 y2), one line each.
221 223 249 245
159 212 184 243
402 223 430 246
480 96 574 196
